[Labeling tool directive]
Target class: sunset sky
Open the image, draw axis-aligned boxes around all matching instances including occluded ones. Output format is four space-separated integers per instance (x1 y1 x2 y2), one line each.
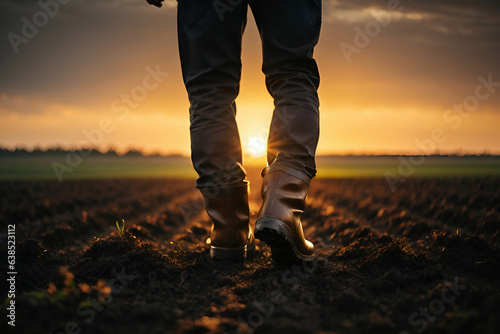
1 0 500 159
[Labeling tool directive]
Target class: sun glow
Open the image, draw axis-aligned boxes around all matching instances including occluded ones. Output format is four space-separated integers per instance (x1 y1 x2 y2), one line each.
245 136 267 158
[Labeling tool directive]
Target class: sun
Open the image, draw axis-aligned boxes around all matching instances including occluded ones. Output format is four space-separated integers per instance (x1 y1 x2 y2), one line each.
246 136 267 158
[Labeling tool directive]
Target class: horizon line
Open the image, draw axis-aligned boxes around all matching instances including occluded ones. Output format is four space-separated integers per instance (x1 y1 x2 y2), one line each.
1 146 500 158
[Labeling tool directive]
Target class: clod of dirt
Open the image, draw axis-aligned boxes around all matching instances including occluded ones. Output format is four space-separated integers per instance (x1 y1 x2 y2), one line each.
18 238 47 261
82 231 153 261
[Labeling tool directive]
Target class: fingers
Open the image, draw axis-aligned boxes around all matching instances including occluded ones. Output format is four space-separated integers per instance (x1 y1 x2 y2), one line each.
146 0 163 8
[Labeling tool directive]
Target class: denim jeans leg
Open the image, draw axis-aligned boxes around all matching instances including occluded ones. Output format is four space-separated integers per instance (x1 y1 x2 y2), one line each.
250 0 322 172
177 0 249 188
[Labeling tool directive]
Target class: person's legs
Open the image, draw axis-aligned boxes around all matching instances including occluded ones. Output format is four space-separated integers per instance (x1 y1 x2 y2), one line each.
250 0 321 171
177 0 254 260
250 0 322 262
177 0 249 189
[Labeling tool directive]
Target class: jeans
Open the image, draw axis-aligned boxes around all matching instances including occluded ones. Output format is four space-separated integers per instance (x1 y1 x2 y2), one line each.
177 0 322 188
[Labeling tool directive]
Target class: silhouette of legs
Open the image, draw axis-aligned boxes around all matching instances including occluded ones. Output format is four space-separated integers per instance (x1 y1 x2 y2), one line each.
177 0 321 186
177 0 322 262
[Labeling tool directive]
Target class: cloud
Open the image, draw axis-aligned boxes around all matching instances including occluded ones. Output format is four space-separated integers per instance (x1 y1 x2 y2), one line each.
0 93 83 116
323 0 500 37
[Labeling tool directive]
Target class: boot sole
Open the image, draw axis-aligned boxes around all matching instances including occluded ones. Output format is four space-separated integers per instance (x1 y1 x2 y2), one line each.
254 218 314 263
210 246 247 262
210 240 256 262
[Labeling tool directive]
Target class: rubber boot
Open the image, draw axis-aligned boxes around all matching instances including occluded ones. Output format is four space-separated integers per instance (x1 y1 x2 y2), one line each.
201 181 255 261
255 164 315 262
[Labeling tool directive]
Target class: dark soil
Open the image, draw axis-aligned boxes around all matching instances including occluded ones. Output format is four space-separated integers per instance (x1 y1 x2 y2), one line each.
1 170 499 333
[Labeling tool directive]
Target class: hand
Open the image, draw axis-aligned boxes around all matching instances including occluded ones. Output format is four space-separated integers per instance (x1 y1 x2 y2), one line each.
146 0 164 8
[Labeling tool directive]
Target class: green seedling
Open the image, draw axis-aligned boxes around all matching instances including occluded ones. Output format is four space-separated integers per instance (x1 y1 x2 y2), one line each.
116 219 125 238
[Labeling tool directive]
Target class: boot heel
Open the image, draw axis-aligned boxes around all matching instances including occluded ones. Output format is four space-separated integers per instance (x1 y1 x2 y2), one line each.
255 218 292 244
210 246 247 261
255 218 314 262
